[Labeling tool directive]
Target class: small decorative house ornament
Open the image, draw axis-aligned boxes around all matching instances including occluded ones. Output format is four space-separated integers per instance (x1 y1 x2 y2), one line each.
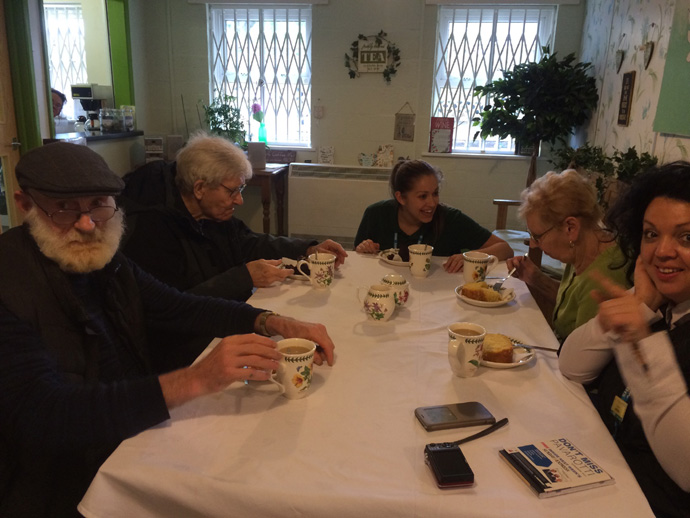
394 102 415 142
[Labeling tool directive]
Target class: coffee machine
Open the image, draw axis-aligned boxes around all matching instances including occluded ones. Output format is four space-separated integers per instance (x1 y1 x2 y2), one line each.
71 83 113 131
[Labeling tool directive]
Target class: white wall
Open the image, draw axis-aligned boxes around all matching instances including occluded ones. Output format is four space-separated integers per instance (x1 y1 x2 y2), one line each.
129 0 587 235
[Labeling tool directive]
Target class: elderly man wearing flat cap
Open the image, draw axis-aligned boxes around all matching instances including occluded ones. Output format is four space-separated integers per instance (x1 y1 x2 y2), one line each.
0 142 336 517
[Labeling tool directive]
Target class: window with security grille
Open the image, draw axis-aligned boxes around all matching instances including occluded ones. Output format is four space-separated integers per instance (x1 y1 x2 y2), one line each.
432 6 556 154
209 6 312 147
44 3 88 120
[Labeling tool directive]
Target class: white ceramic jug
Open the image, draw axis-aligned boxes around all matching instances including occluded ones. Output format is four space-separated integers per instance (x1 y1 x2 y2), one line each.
357 284 396 322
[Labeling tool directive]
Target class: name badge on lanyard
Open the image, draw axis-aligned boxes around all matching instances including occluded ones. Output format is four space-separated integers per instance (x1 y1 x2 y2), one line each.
611 387 630 436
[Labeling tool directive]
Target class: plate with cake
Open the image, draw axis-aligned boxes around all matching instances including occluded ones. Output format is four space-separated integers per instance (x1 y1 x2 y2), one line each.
454 281 515 307
481 333 535 369
378 248 410 266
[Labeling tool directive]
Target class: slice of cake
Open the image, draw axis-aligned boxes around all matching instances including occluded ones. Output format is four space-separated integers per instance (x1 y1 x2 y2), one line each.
460 281 502 302
482 333 514 363
385 249 403 262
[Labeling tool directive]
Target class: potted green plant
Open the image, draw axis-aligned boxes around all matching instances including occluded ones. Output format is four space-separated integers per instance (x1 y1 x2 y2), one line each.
201 95 246 148
551 144 657 209
472 48 599 187
551 143 613 206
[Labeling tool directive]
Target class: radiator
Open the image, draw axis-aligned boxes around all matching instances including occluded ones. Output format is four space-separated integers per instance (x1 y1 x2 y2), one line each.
288 163 391 250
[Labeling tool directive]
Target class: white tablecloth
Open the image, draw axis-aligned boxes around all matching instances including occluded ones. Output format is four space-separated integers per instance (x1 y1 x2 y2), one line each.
79 255 653 517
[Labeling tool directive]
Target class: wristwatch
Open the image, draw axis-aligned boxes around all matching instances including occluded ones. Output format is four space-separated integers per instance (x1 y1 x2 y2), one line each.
258 311 278 336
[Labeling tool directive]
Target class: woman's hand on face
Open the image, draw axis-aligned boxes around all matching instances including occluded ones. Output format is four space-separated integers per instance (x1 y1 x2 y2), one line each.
632 256 666 311
443 254 464 273
355 239 380 254
590 272 651 343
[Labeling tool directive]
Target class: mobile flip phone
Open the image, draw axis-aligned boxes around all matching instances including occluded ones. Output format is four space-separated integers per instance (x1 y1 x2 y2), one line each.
424 442 475 488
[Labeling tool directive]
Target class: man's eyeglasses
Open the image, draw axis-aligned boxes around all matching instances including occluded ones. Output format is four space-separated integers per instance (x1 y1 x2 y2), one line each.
219 183 246 199
528 225 555 245
30 195 119 226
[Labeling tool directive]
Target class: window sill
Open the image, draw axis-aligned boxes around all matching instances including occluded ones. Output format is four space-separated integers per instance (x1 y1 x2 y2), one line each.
421 151 544 160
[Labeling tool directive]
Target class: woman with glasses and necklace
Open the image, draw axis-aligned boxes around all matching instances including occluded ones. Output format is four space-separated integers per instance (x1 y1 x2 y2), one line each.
120 132 347 303
506 169 630 344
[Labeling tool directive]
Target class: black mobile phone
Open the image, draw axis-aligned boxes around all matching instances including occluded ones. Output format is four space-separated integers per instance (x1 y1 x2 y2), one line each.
415 402 495 431
424 442 475 488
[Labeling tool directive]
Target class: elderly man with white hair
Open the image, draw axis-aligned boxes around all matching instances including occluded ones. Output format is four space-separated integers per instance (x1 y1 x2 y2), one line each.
120 132 348 301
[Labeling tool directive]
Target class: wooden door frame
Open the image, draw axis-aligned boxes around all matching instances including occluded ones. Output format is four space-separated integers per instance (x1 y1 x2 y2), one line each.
0 0 23 230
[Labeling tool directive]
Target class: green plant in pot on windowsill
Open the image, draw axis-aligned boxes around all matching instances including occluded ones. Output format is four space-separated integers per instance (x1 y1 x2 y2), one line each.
201 95 247 149
472 47 599 187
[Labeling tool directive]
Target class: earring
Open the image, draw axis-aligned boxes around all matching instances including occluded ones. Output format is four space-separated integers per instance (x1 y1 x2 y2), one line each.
569 240 575 248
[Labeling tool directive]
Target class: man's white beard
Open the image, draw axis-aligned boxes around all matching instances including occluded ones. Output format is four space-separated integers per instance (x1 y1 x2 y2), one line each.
24 207 125 274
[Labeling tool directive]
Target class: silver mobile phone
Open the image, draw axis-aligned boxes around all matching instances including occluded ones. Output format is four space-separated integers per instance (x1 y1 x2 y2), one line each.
415 402 495 431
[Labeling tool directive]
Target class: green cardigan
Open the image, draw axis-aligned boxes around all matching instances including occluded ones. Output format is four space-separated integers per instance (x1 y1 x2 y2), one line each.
553 244 630 343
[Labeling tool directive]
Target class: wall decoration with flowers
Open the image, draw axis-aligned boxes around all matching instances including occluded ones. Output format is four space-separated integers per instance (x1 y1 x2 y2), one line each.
344 30 401 84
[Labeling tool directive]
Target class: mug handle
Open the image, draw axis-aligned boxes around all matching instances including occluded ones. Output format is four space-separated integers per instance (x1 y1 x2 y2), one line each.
268 373 286 394
295 259 310 278
486 255 499 273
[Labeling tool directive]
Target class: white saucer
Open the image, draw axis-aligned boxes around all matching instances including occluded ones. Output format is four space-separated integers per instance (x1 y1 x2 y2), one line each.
481 344 535 369
454 284 515 307
378 249 410 267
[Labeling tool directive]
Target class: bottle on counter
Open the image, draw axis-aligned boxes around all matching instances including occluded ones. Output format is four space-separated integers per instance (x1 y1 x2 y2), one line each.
74 116 87 133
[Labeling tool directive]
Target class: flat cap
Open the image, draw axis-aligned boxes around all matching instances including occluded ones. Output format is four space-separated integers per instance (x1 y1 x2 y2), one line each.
16 142 125 198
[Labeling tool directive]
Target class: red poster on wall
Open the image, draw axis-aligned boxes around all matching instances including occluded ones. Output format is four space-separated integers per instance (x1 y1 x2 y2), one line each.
429 117 454 153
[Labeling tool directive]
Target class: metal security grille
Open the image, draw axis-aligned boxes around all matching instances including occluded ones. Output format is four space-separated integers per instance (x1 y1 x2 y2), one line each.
209 6 312 147
432 6 556 154
44 4 88 120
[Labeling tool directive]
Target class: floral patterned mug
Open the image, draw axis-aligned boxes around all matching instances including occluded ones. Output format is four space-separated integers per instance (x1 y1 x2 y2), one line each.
357 284 396 322
269 338 316 399
462 251 498 283
296 253 336 289
408 244 433 278
447 322 486 378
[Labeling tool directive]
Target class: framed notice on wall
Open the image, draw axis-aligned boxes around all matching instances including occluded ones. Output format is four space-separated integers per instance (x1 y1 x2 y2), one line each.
429 117 454 153
617 71 635 126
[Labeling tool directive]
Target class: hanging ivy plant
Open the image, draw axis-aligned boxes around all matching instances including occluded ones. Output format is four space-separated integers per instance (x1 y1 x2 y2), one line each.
344 30 401 84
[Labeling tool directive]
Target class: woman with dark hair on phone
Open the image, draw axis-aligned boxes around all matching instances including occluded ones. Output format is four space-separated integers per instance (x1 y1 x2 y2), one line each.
560 161 690 517
354 160 512 273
